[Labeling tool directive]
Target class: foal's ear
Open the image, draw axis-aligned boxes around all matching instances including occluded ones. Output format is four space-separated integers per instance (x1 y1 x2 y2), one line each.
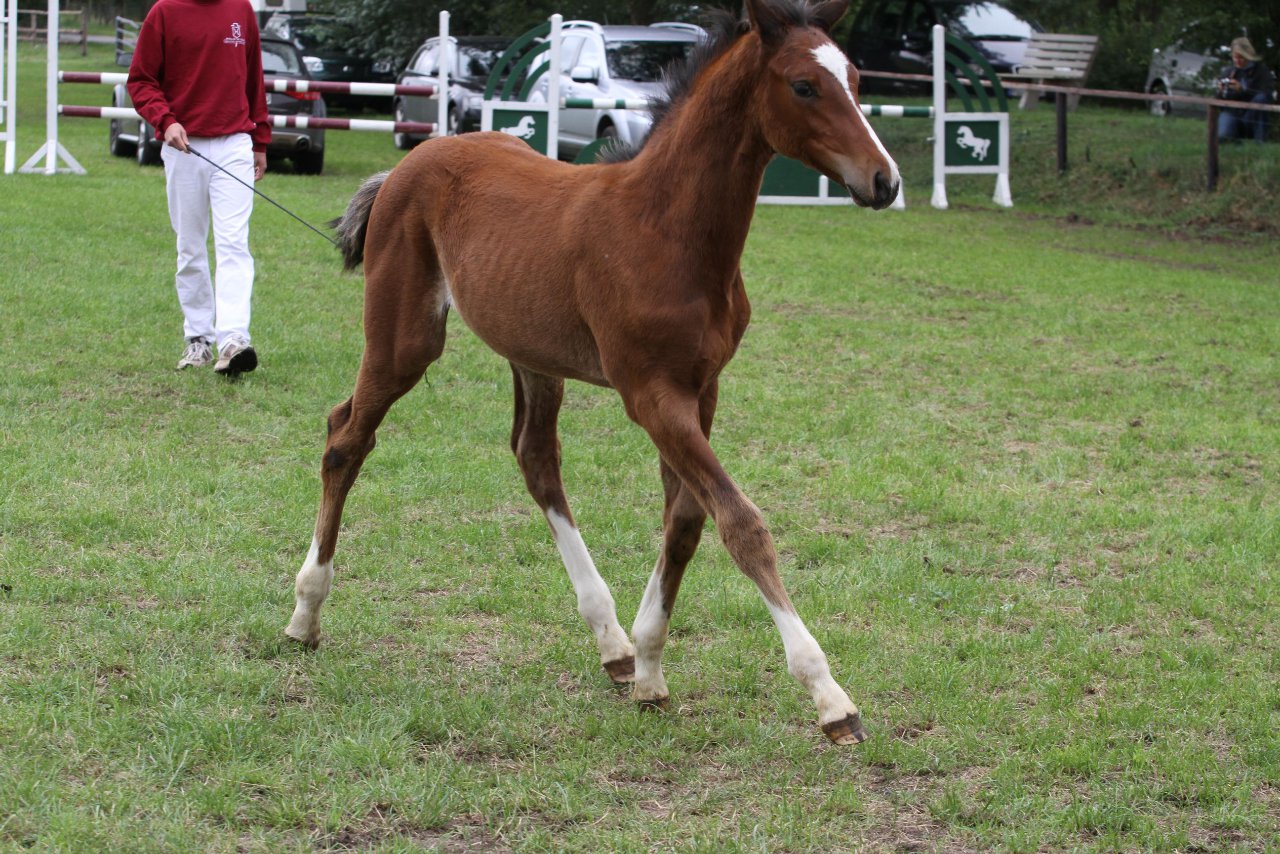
745 0 790 48
810 0 850 33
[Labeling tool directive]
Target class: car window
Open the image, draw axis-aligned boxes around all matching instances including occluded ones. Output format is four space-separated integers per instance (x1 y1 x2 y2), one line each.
945 3 1036 40
604 39 692 82
560 35 586 70
411 44 440 75
576 36 606 73
262 42 302 75
459 45 502 81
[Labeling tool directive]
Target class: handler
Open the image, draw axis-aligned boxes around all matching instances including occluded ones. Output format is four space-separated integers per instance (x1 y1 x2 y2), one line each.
127 0 271 376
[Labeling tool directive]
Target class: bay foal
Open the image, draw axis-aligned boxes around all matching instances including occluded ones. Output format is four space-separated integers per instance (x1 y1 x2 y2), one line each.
286 0 899 744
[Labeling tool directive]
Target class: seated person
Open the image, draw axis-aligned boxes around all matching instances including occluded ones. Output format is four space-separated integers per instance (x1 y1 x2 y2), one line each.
1217 37 1276 143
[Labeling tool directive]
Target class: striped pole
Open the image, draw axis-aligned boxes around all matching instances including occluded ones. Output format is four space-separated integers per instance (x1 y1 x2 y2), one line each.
558 96 932 118
561 97 652 110
59 71 439 98
862 104 933 118
58 105 435 135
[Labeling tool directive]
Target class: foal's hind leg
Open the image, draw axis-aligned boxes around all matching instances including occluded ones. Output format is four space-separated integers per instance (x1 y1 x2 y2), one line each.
285 265 449 649
510 365 635 680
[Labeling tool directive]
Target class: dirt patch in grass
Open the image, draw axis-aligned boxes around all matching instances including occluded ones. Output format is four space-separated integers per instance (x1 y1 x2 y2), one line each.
316 808 514 853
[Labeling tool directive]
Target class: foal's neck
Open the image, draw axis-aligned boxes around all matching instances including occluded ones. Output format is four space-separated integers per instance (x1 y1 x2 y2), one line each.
627 38 772 263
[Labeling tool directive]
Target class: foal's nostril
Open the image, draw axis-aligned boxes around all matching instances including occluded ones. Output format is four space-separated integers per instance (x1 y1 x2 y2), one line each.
873 171 894 205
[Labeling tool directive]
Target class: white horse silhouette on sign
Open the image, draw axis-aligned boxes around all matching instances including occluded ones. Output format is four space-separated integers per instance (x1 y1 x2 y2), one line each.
500 115 538 140
955 125 991 161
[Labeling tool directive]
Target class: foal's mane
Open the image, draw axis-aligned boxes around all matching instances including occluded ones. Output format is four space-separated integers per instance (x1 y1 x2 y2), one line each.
599 0 826 164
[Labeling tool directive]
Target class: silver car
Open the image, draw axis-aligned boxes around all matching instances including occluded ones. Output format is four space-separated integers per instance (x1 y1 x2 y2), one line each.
536 22 704 159
1145 22 1232 117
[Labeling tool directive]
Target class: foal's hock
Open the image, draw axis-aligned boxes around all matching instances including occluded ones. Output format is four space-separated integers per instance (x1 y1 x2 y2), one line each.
286 0 899 745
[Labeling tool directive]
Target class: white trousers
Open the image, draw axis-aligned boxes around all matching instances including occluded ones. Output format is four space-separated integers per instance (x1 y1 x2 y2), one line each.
161 133 255 348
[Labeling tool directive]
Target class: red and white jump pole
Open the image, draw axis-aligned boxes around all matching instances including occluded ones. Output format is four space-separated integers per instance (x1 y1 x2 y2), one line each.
26 7 456 174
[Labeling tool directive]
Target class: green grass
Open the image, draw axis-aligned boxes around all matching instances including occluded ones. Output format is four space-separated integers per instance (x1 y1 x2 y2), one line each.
3 41 1280 852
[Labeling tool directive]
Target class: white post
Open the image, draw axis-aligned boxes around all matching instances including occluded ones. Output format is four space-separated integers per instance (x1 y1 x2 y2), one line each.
18 0 83 174
436 10 448 136
2 0 18 173
41 0 56 173
546 14 561 161
930 24 947 210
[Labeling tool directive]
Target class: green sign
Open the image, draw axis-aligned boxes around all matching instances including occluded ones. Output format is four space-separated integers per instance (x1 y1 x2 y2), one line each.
492 109 548 155
760 157 849 199
943 119 1002 168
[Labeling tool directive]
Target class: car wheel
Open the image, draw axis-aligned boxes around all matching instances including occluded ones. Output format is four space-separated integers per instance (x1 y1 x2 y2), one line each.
293 148 324 175
393 101 415 150
136 120 162 166
108 116 135 157
1149 82 1172 117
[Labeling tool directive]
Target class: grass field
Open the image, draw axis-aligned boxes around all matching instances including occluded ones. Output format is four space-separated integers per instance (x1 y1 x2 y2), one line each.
3 40 1280 852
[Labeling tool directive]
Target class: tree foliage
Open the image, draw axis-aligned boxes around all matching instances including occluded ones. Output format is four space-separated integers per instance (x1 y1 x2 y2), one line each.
81 0 1278 93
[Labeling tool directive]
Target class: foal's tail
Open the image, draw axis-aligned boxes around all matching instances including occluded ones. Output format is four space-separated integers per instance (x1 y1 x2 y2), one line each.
329 170 390 271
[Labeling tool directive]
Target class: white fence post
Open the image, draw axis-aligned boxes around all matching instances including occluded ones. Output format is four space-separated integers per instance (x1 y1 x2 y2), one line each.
437 10 448 136
546 14 561 161
1 0 18 173
18 0 83 173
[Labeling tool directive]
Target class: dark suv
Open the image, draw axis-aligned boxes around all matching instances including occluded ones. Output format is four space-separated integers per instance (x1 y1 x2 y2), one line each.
262 14 397 111
846 0 1039 94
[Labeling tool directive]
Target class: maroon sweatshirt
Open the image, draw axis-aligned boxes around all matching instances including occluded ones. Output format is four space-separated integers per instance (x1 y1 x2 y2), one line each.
126 0 271 151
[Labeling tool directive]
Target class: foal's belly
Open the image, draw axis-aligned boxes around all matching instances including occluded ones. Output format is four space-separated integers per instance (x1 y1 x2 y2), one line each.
447 273 610 388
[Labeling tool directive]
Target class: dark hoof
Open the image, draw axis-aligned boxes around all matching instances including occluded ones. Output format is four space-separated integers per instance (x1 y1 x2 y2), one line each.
603 655 635 683
822 713 868 745
636 696 669 712
284 629 320 651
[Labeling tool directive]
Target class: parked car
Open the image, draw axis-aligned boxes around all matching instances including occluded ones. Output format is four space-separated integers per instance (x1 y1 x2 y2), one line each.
845 0 1040 95
110 32 327 174
262 13 397 111
1144 22 1236 117
393 35 514 150
532 21 705 159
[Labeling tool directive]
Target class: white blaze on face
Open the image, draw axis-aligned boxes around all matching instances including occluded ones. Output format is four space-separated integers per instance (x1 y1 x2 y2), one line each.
809 42 899 181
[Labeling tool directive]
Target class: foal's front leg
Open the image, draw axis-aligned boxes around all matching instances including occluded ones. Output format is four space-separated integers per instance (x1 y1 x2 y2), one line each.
628 384 867 745
510 366 636 681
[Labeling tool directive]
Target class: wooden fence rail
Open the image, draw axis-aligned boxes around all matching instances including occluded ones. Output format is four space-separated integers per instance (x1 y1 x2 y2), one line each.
16 8 86 56
859 69 1280 191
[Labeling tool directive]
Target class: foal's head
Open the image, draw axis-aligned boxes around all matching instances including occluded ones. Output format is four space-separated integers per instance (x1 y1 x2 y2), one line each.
746 0 900 209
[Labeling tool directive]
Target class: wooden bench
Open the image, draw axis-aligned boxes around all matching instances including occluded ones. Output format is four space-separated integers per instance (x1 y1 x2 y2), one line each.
1007 32 1100 109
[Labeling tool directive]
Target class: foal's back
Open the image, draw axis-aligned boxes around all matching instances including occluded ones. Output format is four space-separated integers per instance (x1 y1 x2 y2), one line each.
362 132 701 388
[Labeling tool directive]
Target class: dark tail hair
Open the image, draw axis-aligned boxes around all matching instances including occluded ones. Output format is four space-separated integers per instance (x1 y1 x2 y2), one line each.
328 170 390 271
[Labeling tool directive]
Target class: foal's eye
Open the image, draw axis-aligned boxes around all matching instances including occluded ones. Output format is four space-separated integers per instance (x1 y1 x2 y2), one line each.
791 81 817 99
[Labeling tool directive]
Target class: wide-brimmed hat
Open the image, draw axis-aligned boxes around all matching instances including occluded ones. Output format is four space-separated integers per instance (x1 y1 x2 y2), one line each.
1231 37 1259 62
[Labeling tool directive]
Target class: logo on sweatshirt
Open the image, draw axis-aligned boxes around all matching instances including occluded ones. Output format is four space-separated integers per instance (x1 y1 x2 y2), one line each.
224 23 245 47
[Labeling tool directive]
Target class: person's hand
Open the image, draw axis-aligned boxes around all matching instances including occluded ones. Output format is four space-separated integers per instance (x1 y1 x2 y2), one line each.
253 151 267 181
163 122 189 152
1227 79 1242 93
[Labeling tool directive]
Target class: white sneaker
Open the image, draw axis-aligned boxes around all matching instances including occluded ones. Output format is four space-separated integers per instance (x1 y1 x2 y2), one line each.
214 336 258 376
176 337 213 370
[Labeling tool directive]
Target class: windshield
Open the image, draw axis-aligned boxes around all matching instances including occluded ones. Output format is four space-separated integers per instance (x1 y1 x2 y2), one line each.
605 40 693 82
261 42 303 75
943 3 1036 40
